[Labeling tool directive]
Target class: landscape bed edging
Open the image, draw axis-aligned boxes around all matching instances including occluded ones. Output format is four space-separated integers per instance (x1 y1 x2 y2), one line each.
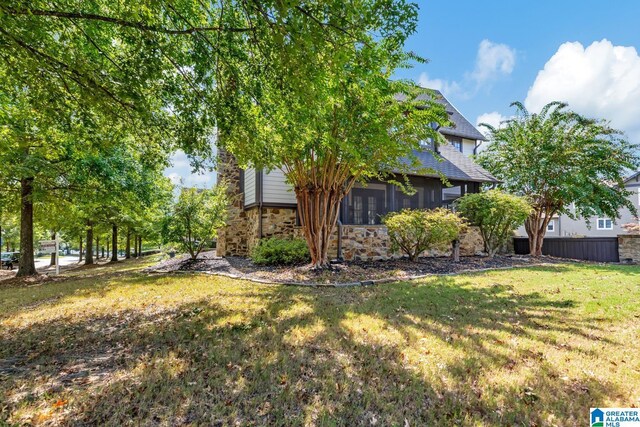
148 261 565 288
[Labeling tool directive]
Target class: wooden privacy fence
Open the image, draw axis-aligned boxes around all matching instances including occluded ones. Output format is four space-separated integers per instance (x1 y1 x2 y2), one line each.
513 237 619 262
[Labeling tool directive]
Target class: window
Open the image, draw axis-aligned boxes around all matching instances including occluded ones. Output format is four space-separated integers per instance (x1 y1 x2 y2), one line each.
451 140 462 152
597 218 613 230
346 182 387 225
353 196 363 225
547 220 555 232
442 185 463 207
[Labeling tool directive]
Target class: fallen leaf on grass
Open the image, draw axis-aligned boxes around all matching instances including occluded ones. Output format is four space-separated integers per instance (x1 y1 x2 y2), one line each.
53 399 68 408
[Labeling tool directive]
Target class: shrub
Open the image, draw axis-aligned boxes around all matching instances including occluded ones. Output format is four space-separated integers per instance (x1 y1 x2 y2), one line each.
383 208 466 261
251 238 311 266
456 190 531 257
165 184 228 260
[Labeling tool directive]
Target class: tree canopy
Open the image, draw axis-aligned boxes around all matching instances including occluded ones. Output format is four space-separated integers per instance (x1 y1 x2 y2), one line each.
478 101 639 255
1 0 431 272
217 1 450 267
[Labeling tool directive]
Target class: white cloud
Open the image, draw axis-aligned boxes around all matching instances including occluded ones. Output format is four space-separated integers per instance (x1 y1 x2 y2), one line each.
417 72 461 96
470 40 516 85
476 112 509 133
164 150 216 188
525 39 640 142
418 39 516 96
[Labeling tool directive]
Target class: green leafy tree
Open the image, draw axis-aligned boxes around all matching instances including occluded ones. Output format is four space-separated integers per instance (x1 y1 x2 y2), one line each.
168 185 228 260
478 101 639 256
456 190 531 257
219 2 449 268
0 190 19 252
384 208 466 262
2 0 428 273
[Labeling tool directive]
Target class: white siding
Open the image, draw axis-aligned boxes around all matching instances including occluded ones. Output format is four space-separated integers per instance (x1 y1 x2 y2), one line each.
262 169 297 204
244 168 256 205
462 138 477 156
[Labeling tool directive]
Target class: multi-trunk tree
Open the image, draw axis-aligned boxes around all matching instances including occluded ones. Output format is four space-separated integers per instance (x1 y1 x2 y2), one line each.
478 101 639 256
2 0 408 273
218 2 450 268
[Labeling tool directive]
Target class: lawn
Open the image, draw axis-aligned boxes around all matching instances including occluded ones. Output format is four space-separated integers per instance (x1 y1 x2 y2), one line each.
1 260 639 426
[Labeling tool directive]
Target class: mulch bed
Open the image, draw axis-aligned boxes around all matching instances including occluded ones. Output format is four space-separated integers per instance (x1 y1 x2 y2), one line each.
147 250 568 286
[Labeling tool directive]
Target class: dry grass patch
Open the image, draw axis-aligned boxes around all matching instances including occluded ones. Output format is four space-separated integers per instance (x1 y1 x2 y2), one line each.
1 260 639 425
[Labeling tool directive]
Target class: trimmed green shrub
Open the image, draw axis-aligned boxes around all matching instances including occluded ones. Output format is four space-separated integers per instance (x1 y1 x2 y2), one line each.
383 208 466 261
251 238 311 266
456 189 532 257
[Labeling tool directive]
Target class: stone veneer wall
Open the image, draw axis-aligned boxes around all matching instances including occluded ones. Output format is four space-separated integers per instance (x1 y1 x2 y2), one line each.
216 147 302 256
217 148 487 260
618 234 640 262
247 207 300 252
216 148 249 256
336 225 485 261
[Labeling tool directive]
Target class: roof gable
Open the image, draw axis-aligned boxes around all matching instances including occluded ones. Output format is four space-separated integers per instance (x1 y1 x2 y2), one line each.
428 89 487 141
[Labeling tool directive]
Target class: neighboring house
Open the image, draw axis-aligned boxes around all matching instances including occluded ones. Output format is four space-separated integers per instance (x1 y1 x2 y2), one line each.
217 90 499 260
515 172 640 238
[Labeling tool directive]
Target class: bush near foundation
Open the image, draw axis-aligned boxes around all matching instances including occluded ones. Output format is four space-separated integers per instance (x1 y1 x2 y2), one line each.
384 208 466 261
251 238 311 266
456 190 531 257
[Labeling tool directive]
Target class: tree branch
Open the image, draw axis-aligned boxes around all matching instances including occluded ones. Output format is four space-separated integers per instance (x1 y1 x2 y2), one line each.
2 7 255 34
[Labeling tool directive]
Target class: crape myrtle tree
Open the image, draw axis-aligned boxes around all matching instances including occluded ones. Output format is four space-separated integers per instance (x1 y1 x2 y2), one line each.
478 101 639 256
1 0 413 274
218 2 450 268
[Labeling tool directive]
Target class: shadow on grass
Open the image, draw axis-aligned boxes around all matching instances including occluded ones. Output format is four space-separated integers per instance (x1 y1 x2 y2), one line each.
1 271 630 426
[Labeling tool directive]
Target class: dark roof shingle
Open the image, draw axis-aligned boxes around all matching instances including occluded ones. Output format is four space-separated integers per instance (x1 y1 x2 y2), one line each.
418 89 487 141
399 143 499 183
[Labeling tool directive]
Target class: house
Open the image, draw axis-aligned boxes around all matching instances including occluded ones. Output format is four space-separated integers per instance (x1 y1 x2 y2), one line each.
217 90 499 260
515 171 640 238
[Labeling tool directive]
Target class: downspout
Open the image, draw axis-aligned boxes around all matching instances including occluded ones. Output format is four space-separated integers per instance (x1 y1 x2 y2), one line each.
473 140 483 155
558 215 562 237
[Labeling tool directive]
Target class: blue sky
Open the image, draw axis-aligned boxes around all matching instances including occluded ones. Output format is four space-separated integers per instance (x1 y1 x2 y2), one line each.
166 0 640 186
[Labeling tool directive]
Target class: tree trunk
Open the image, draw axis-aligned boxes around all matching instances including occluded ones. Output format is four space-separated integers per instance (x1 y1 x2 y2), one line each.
133 235 138 257
111 225 118 262
452 239 460 262
79 236 83 262
525 210 552 257
49 232 56 266
17 177 37 277
138 236 142 257
85 222 94 265
125 228 131 259
95 236 99 259
295 187 343 269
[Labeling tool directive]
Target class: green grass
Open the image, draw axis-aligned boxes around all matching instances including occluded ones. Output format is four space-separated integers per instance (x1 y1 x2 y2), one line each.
1 260 639 426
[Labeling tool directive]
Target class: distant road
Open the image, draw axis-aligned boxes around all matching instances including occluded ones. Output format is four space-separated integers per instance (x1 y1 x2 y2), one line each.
34 255 83 270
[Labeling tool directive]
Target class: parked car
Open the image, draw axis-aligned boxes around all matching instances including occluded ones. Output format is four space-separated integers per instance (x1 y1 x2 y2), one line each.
1 252 20 270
